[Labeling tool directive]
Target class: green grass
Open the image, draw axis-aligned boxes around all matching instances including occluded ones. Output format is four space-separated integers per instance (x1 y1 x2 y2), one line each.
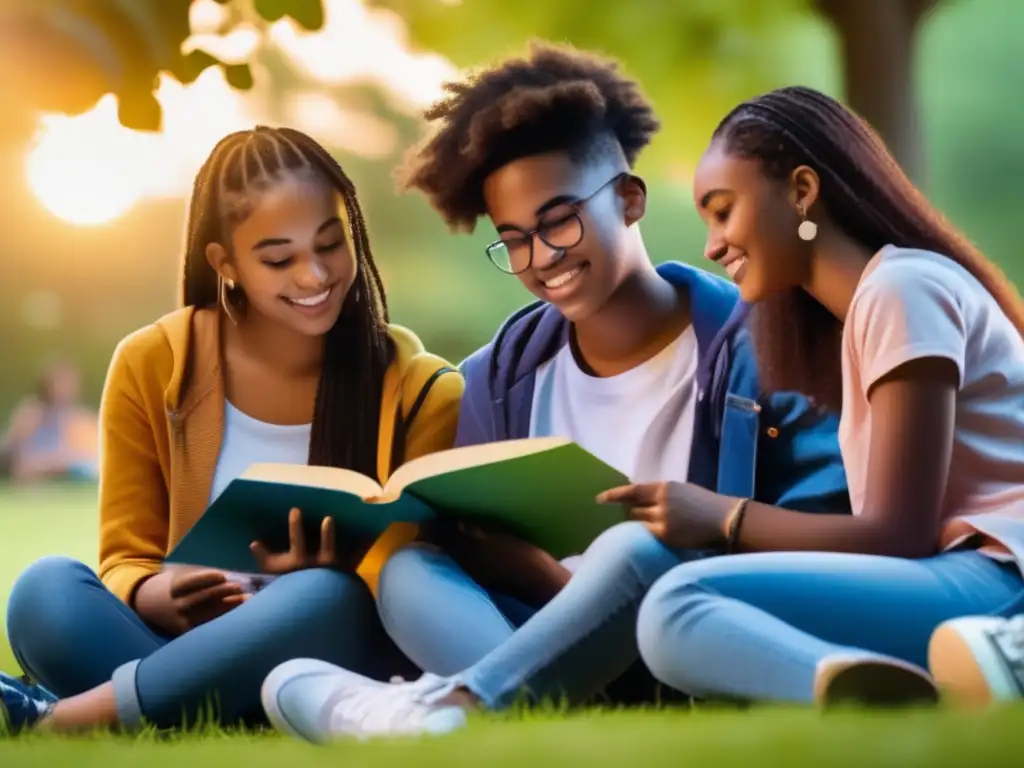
0 483 98 674
1 483 1023 764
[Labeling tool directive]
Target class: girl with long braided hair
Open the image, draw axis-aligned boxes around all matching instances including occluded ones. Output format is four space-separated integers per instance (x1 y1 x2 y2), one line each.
1 126 462 734
617 86 1024 708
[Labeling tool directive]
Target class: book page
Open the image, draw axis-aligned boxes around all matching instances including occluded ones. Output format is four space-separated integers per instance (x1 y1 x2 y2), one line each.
241 463 383 499
383 436 571 494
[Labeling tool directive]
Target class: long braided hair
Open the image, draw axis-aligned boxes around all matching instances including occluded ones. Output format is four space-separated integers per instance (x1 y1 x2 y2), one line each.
713 86 1024 411
181 126 394 478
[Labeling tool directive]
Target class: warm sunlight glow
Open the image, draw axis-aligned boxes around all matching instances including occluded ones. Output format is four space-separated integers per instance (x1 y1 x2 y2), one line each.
270 0 458 110
190 0 230 33
26 69 265 226
25 97 145 226
23 0 456 226
285 92 398 158
184 24 261 63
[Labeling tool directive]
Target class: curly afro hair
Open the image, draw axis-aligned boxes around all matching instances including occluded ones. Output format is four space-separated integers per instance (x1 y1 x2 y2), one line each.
398 40 661 233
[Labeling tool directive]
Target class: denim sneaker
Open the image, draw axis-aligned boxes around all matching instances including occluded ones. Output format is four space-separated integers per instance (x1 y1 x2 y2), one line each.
0 672 55 735
11 673 57 704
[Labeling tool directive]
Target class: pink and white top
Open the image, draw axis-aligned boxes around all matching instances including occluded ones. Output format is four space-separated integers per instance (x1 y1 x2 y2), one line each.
839 245 1024 567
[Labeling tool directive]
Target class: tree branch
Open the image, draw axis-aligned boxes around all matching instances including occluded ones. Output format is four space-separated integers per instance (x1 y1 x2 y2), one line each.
814 0 935 185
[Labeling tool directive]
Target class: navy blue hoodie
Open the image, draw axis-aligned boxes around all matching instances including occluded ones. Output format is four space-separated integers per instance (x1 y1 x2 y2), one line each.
454 262 850 512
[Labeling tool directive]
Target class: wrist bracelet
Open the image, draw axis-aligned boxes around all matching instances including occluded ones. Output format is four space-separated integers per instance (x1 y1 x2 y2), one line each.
725 498 751 554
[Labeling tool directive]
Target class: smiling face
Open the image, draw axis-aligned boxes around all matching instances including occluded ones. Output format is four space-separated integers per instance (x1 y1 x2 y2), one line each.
693 139 812 303
207 170 356 337
481 151 646 322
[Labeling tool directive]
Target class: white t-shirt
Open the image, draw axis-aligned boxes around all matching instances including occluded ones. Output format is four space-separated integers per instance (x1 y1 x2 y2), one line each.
840 246 1024 538
209 401 311 502
194 401 311 592
530 326 700 484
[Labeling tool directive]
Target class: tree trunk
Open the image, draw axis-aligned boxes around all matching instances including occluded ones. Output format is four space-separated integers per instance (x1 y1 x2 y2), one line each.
816 0 938 187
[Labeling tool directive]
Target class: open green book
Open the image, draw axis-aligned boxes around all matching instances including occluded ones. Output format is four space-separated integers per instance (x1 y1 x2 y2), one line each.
165 437 629 573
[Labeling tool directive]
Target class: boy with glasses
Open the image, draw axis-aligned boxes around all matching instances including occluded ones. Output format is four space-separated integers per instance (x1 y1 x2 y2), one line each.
259 41 851 741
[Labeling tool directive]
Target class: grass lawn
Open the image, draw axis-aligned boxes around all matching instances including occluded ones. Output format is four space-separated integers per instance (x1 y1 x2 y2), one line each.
1 483 1023 765
0 483 98 674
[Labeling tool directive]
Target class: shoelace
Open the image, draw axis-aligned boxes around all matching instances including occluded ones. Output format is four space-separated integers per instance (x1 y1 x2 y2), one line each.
994 615 1024 662
985 615 1024 694
389 674 451 698
329 675 459 736
331 683 434 734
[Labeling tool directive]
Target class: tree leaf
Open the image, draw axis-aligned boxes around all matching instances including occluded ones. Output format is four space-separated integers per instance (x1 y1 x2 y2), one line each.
117 87 163 131
0 0 327 135
223 62 255 90
252 0 324 29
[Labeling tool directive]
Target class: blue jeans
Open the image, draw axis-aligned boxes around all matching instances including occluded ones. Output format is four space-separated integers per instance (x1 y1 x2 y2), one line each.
377 544 544 676
5 557 417 729
378 522 699 709
636 549 1024 702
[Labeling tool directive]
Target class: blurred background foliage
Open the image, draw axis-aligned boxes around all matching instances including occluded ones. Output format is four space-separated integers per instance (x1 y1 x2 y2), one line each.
0 0 1021 417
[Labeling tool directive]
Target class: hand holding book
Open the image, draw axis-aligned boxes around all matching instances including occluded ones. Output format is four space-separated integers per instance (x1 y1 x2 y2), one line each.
166 437 630 574
135 566 248 636
429 519 571 604
249 507 374 574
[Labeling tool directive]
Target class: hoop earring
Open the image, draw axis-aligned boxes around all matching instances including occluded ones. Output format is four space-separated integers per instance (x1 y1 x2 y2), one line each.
219 276 241 325
797 206 818 242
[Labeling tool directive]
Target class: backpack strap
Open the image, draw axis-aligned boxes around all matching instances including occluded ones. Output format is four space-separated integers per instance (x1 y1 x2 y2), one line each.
389 365 458 476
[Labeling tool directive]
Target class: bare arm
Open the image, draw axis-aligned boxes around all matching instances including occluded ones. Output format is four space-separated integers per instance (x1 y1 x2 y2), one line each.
736 357 958 558
602 264 971 559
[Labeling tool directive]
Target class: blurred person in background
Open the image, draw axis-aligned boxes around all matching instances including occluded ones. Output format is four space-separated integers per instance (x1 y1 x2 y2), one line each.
0 358 98 484
0 125 463 736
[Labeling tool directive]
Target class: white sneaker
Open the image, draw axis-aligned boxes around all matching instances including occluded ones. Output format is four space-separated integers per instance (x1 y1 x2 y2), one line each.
813 653 939 708
261 659 469 742
929 614 1024 707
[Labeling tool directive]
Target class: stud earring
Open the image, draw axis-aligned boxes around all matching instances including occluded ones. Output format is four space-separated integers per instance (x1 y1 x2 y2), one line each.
224 278 235 290
797 207 817 242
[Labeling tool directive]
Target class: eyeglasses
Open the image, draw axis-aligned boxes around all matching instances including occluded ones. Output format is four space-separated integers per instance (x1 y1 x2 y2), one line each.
485 173 627 275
